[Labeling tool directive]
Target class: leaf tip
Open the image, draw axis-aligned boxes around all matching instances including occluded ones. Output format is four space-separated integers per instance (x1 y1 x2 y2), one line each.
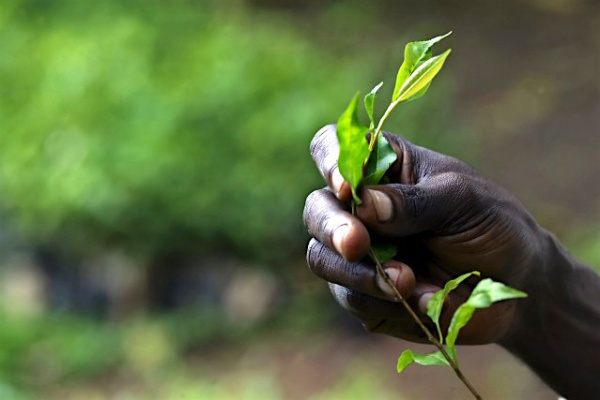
396 350 413 374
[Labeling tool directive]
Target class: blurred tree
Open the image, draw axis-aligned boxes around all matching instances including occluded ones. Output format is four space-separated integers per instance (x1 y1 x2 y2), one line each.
0 0 456 268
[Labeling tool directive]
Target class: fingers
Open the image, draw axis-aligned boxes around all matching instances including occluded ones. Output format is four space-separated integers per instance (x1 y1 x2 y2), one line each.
330 277 510 344
303 189 370 261
309 126 417 202
355 173 468 237
329 283 402 321
309 125 477 209
309 127 412 201
306 238 447 312
328 282 441 343
307 239 415 300
309 125 352 201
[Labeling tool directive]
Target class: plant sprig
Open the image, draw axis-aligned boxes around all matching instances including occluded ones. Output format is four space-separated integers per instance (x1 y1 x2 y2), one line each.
403 272 527 370
337 32 452 207
334 32 528 399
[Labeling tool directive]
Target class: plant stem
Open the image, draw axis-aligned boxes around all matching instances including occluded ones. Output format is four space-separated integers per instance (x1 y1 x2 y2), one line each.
360 92 481 399
368 249 482 400
368 97 404 153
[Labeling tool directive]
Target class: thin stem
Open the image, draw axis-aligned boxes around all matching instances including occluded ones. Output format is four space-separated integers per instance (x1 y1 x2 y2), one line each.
368 97 403 153
368 249 482 400
359 91 481 398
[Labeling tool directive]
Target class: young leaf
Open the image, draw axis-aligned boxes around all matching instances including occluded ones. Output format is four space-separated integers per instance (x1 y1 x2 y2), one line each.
397 350 449 374
393 32 452 101
469 278 528 305
394 49 451 104
426 271 480 342
370 241 397 263
445 303 476 362
363 135 397 185
336 93 370 204
364 81 383 131
445 278 528 362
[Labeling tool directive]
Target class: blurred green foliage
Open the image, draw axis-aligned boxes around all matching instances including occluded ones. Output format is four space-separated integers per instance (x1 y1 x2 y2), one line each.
0 0 460 263
0 289 334 399
0 2 597 398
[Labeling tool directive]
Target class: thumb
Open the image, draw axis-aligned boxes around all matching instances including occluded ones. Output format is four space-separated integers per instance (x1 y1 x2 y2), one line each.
355 174 464 237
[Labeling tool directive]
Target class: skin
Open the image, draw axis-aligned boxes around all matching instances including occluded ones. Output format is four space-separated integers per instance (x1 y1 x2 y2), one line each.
303 125 600 399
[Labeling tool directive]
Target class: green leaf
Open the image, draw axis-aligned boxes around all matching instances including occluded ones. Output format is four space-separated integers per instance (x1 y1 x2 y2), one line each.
470 278 528 305
445 278 527 362
364 81 383 130
445 303 476 361
426 271 480 342
370 241 397 263
363 135 397 185
394 49 451 104
397 350 449 374
393 32 452 101
401 82 431 103
336 93 370 204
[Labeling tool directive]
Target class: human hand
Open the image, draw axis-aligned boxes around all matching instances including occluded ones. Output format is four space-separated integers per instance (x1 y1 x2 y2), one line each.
303 125 544 344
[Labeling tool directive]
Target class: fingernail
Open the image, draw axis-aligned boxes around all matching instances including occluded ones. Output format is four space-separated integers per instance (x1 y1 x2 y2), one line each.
418 293 435 314
332 225 349 255
331 167 344 194
366 189 393 222
377 267 401 300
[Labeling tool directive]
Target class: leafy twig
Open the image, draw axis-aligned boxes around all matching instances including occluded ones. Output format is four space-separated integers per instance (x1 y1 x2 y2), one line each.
369 249 483 400
334 32 528 399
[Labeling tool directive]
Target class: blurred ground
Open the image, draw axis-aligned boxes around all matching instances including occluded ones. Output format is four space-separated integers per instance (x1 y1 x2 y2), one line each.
1 316 558 400
0 0 598 399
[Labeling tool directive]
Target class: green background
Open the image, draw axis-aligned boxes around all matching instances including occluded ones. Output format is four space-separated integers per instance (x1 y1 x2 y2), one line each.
0 0 598 398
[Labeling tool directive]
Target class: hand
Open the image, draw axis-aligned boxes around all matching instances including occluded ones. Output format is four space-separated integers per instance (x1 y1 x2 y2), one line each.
303 125 544 344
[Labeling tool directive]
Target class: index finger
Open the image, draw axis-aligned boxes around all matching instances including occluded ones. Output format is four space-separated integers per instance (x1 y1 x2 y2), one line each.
310 124 352 201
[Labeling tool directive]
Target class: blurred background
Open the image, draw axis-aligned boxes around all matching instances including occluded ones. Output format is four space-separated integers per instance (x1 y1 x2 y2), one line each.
0 0 598 399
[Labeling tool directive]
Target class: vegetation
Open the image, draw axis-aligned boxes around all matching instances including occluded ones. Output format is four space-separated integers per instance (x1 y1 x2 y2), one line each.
0 0 597 398
0 1 391 262
334 34 527 398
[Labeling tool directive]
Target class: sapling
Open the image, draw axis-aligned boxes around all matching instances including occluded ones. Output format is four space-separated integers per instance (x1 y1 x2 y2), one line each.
334 32 527 399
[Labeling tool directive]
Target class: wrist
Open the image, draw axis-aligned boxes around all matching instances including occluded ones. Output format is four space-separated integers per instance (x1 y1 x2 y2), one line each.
500 229 569 344
498 229 600 399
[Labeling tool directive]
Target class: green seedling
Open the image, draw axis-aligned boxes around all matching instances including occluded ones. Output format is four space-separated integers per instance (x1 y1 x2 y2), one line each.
334 33 527 399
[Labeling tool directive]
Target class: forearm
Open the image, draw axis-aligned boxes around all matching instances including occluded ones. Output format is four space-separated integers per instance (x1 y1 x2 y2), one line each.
500 231 600 400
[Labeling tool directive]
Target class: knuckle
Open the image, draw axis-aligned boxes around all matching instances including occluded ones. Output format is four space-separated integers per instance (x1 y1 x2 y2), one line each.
389 183 425 224
444 172 477 202
444 171 468 188
329 284 384 327
329 283 356 311
303 189 346 245
309 124 336 158
306 239 326 274
303 189 327 229
342 288 370 313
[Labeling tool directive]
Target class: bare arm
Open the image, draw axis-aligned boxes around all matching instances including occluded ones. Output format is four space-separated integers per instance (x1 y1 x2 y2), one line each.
500 232 600 400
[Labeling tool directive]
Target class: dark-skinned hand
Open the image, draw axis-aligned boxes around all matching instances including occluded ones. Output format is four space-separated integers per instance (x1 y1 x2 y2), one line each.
303 124 544 344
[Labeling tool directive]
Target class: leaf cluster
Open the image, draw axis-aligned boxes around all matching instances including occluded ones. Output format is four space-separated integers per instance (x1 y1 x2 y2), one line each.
332 31 529 393
335 33 452 262
336 32 452 207
397 273 527 373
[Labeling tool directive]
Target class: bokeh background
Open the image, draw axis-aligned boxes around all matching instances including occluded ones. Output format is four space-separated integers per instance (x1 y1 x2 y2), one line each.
1 0 599 399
